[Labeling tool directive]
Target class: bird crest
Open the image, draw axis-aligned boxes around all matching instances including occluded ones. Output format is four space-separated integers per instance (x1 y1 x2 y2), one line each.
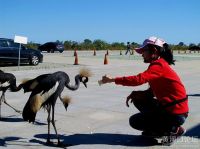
61 96 71 104
79 68 92 78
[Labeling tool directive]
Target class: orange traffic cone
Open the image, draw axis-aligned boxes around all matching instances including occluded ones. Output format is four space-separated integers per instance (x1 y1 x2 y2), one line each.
74 54 79 65
74 49 77 57
104 54 108 65
93 49 96 56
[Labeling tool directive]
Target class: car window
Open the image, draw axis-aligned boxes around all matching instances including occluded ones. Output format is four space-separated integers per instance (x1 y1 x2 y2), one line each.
8 40 20 48
0 40 8 47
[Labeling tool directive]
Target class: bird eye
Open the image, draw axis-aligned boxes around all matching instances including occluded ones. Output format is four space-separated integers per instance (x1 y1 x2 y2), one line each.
82 77 86 82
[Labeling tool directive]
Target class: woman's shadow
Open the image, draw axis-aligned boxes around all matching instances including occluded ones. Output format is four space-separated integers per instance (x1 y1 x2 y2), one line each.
32 133 158 147
31 124 200 148
185 123 200 138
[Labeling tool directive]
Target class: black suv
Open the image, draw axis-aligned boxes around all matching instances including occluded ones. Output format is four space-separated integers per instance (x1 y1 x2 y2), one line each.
0 38 43 66
38 42 64 53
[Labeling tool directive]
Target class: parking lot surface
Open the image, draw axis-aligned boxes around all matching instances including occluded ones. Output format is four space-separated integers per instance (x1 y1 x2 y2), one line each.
0 51 200 149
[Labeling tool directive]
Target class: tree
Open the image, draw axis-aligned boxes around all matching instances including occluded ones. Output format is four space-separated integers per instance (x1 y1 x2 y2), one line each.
64 40 73 50
189 43 196 47
131 42 139 48
26 42 40 49
83 39 92 45
93 39 108 50
71 41 79 49
81 39 92 50
178 42 185 46
111 42 125 50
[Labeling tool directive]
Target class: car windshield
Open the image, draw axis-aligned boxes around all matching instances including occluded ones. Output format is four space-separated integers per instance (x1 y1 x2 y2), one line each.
0 40 8 47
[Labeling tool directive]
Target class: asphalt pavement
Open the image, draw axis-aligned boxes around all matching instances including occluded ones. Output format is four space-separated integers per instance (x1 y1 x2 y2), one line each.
0 50 200 149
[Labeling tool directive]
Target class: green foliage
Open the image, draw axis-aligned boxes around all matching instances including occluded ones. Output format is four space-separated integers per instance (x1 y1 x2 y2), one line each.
27 39 198 51
93 39 109 50
111 42 125 50
25 42 40 49
170 44 188 51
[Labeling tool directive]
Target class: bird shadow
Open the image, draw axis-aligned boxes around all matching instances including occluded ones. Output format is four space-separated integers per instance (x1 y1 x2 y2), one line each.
32 133 158 148
187 94 200 97
33 121 47 126
184 123 200 138
0 115 24 122
0 116 46 125
0 136 23 146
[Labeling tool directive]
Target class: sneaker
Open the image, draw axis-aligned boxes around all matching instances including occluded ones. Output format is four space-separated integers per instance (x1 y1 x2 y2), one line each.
171 126 186 136
161 126 186 146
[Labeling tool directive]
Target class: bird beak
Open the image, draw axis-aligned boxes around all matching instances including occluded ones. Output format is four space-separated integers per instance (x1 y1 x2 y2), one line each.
82 77 88 88
64 103 68 111
83 82 87 88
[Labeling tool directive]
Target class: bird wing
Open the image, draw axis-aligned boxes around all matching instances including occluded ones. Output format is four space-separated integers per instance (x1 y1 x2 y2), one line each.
22 79 59 122
21 74 50 92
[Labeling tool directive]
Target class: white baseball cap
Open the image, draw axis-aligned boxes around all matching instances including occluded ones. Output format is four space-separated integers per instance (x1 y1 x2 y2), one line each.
135 36 166 54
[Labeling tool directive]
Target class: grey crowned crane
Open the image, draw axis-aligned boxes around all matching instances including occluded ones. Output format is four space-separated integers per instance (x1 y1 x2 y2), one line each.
21 68 91 146
0 70 22 118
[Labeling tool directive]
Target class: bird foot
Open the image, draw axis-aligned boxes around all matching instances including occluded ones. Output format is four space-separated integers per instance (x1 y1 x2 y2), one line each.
57 141 70 148
15 110 22 114
46 139 53 145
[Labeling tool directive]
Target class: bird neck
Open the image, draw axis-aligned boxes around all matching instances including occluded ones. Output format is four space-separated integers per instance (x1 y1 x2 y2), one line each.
10 81 23 92
65 75 80 91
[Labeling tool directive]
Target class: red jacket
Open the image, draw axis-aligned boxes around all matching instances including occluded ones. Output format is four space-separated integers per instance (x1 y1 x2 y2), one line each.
115 58 188 115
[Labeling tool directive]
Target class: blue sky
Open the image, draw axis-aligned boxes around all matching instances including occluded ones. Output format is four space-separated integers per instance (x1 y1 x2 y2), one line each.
0 0 200 45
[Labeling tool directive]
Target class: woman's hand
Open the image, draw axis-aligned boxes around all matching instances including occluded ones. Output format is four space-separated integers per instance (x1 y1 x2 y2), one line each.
126 93 134 107
101 75 115 84
126 90 149 107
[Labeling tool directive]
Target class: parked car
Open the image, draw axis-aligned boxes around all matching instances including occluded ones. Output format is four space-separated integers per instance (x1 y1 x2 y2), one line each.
0 38 43 66
188 46 200 51
38 42 64 53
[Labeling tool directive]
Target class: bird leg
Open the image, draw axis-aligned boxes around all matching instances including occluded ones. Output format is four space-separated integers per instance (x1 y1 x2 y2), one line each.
46 105 52 145
51 106 62 146
0 91 5 118
0 91 5 103
0 92 3 119
3 99 22 114
0 91 21 114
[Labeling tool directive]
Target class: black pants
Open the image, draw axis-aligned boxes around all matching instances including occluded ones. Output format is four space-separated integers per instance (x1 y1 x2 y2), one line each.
129 97 187 134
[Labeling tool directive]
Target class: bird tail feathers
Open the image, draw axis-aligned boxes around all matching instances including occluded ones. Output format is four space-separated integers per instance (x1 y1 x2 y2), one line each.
22 94 43 122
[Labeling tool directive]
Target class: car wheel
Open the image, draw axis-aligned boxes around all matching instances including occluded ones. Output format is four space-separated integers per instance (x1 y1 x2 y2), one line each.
30 55 39 65
59 50 63 53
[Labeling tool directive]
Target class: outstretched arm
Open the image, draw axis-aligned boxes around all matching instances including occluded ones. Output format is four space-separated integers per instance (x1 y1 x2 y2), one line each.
101 75 115 84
